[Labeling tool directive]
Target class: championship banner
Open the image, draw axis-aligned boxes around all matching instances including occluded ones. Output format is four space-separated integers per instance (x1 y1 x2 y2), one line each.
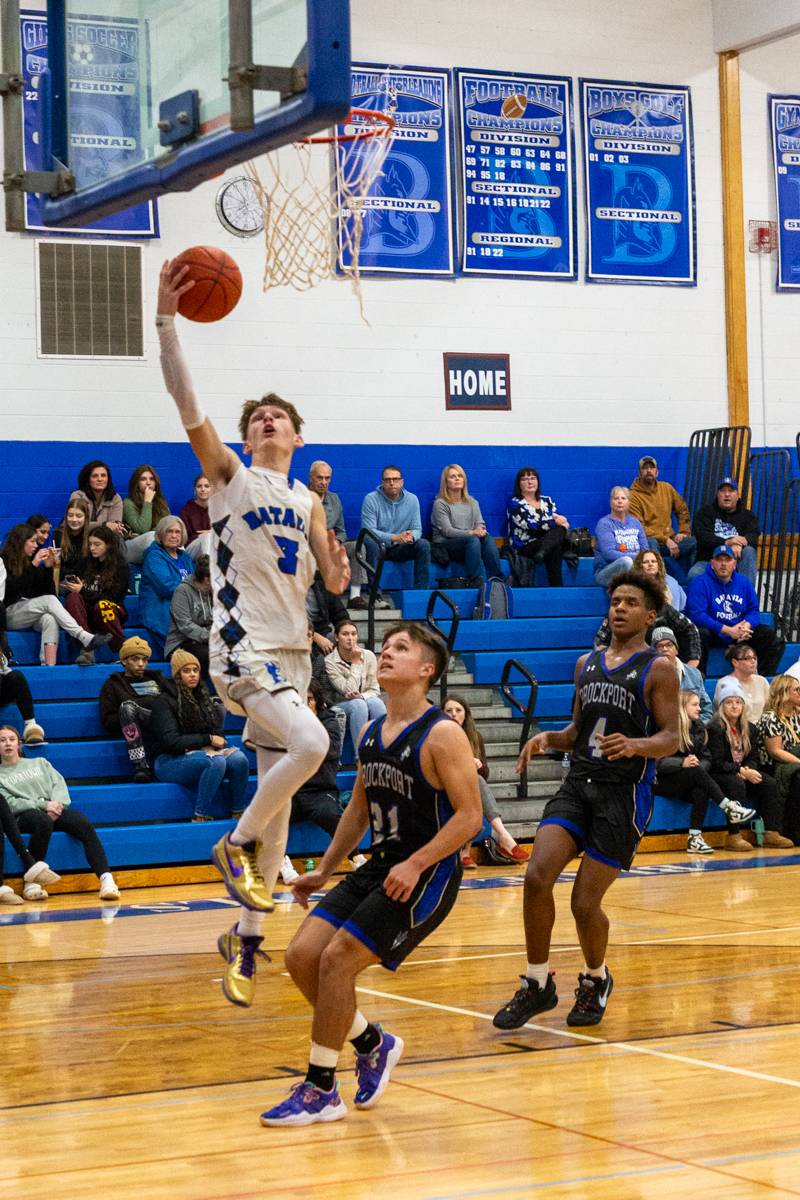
769 95 800 290
337 64 455 276
20 12 158 237
579 79 695 285
454 70 575 279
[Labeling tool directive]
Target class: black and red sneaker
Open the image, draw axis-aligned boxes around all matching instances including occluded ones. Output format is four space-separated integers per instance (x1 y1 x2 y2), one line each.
492 973 558 1029
566 970 614 1027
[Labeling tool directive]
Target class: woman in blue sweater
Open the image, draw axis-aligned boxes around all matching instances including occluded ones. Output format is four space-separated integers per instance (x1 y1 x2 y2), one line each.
139 516 193 653
593 486 649 586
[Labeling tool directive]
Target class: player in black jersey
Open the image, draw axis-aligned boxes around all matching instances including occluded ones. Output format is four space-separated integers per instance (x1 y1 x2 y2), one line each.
260 621 482 1128
493 571 679 1031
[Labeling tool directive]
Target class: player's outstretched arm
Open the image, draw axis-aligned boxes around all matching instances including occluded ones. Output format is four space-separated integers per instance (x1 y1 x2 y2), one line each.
291 768 370 908
383 719 482 903
155 260 240 489
598 657 680 762
517 652 587 771
308 494 351 595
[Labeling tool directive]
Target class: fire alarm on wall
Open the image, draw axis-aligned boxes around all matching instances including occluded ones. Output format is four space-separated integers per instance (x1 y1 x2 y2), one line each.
748 220 777 253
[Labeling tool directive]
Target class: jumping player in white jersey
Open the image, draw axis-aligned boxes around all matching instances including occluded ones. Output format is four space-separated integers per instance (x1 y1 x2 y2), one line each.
156 262 350 1007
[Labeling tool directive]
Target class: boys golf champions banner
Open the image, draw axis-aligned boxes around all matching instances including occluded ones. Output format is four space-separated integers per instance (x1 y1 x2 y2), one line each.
579 78 695 285
769 94 800 291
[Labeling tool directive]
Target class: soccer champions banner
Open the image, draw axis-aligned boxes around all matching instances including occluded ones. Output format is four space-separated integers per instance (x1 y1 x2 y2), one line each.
338 65 455 276
20 12 157 237
579 79 696 285
769 95 800 290
455 70 576 279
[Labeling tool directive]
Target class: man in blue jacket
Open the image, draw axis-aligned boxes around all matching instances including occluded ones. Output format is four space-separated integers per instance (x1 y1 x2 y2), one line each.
360 466 431 590
686 545 784 675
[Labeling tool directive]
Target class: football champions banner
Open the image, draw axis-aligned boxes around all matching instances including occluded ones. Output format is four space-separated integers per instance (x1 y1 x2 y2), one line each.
455 70 576 279
769 95 800 290
579 79 696 285
20 12 157 237
338 64 455 276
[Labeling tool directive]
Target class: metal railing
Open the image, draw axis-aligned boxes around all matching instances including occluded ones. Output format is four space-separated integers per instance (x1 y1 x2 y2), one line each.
769 478 800 642
425 589 460 709
354 527 386 653
749 449 792 610
684 426 751 517
499 658 539 800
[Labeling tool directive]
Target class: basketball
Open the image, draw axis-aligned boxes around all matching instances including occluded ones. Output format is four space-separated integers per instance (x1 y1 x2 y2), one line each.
173 245 243 322
501 92 528 119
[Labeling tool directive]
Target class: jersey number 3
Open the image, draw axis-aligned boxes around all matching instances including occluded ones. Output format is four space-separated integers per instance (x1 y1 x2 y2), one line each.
274 536 298 576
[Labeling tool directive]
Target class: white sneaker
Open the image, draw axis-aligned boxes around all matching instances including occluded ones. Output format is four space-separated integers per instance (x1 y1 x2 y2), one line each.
24 861 61 886
0 884 24 906
279 855 300 885
351 854 368 869
720 797 756 824
687 832 714 854
99 874 120 901
23 882 48 901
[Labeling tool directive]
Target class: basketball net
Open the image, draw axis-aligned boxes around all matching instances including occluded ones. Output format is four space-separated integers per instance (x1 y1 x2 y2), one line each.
243 109 394 318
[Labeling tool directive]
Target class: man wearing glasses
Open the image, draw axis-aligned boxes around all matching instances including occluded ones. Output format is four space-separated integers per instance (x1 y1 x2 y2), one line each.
360 467 431 593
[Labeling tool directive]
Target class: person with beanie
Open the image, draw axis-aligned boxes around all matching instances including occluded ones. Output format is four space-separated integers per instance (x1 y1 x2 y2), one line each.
714 642 771 721
707 680 792 849
150 650 250 821
650 626 712 721
98 636 174 782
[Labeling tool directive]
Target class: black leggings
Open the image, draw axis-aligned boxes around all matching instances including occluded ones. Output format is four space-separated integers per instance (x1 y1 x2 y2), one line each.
14 807 110 878
657 765 729 830
711 771 782 832
0 670 35 722
0 794 36 881
290 789 341 838
517 524 567 586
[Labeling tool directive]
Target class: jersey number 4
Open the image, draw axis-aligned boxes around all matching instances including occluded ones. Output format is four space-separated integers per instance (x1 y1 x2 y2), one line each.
370 800 400 842
274 536 298 576
587 718 607 759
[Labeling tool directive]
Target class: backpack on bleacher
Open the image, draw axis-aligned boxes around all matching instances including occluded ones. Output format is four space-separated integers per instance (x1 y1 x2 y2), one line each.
473 576 513 620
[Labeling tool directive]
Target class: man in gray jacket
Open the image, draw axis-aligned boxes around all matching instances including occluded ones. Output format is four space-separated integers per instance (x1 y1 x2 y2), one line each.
164 554 213 675
360 466 431 589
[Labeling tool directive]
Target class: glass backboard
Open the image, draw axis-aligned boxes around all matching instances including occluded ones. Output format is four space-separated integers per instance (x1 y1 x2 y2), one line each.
13 0 350 227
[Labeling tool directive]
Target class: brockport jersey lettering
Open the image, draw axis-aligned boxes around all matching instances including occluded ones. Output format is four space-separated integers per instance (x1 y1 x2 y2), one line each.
570 648 659 784
208 463 315 667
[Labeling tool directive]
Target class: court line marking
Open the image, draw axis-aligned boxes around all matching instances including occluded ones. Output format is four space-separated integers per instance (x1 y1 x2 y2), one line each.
355 985 800 1091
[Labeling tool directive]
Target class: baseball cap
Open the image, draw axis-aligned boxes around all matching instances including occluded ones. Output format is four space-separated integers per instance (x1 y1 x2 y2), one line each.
716 678 746 705
712 544 735 558
651 626 677 647
718 476 739 490
639 455 657 468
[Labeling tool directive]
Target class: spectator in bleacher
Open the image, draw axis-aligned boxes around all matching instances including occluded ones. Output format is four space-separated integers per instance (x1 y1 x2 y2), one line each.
713 644 771 721
62 525 130 665
593 486 649 587
1 525 112 667
122 464 169 565
360 465 431 590
54 496 91 582
633 548 686 611
308 460 368 609
707 681 792 848
278 678 369 886
689 477 759 585
71 460 125 536
26 515 51 547
138 516 193 652
0 643 45 744
755 675 800 844
507 466 575 588
443 694 528 865
0 724 120 900
307 568 349 656
150 651 249 822
628 456 696 586
325 619 385 755
164 554 212 676
178 473 212 561
686 546 784 675
431 464 503 585
0 791 62 903
655 690 755 855
99 637 173 783
650 627 711 720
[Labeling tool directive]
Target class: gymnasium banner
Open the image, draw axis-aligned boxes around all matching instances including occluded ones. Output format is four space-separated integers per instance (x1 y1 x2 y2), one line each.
19 11 158 237
579 79 696 285
338 64 456 276
769 94 800 291
454 70 576 279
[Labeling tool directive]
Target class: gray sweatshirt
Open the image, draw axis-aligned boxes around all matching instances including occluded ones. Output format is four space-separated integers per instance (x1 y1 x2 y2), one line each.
164 578 213 657
431 497 485 542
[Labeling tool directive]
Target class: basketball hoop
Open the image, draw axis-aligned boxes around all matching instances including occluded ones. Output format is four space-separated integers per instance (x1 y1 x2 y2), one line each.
243 108 395 315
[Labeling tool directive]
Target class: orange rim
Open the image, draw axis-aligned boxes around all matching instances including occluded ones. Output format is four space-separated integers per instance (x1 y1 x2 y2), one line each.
300 107 395 145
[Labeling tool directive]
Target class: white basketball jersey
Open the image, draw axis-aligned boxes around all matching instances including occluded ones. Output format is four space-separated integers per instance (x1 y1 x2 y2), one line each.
208 462 315 665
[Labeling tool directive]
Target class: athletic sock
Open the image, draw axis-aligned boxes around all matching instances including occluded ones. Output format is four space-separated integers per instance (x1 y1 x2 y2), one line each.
689 827 701 836
23 719 36 732
584 961 606 979
349 586 362 599
227 831 254 849
525 961 550 988
237 908 264 938
306 1042 339 1092
351 1023 382 1056
346 1010 368 1042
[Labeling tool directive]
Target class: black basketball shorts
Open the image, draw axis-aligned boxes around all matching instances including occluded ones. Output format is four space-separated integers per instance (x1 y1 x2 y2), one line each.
539 773 654 871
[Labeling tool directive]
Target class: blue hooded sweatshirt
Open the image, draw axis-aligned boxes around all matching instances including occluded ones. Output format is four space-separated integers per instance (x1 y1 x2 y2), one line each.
686 561 760 641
